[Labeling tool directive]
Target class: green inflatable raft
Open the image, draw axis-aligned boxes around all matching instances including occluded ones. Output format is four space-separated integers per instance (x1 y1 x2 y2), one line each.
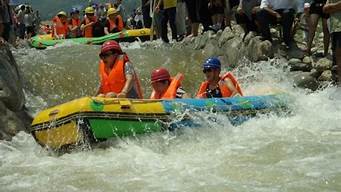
30 28 151 49
30 94 289 151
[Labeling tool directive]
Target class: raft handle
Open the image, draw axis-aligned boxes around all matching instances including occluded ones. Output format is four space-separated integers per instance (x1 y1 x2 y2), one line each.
49 109 60 117
119 100 132 110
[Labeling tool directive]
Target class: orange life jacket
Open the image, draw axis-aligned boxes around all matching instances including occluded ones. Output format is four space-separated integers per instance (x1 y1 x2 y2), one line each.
108 15 124 32
150 73 184 99
52 16 68 38
99 55 143 98
70 18 81 36
196 72 243 98
42 25 52 34
83 16 97 38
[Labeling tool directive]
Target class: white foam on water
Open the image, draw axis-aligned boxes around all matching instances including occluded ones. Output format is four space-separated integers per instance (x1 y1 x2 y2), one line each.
4 45 341 192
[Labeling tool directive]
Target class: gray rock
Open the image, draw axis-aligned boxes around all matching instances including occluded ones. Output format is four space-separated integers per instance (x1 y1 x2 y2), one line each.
289 62 312 72
0 101 26 140
0 43 25 111
223 37 242 65
194 32 209 50
0 43 31 141
318 70 333 81
216 30 222 37
243 31 257 45
208 30 217 40
218 28 235 47
203 39 222 56
309 69 322 78
246 37 273 61
303 56 312 64
293 72 319 91
287 47 305 60
315 58 332 72
288 58 302 65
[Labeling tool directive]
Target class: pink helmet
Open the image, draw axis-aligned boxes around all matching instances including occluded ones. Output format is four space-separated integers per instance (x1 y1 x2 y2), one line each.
99 40 122 56
151 68 171 83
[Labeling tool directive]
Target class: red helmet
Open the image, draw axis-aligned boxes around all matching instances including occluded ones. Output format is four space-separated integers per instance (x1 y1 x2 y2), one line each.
151 68 171 83
99 40 122 56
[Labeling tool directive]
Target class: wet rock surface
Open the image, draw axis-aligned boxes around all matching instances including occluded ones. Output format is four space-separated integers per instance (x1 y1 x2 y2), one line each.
0 42 32 140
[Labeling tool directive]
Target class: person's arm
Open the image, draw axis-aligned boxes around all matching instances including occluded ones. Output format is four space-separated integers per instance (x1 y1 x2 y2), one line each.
323 1 341 14
71 26 78 32
52 23 60 39
104 26 110 35
224 78 240 97
237 0 245 14
261 1 281 20
117 74 133 98
104 20 111 35
68 21 74 32
117 62 135 98
80 20 94 31
239 0 243 9
155 0 163 12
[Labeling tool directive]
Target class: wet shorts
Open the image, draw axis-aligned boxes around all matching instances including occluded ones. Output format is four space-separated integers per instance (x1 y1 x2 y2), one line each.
331 32 341 81
229 0 240 8
310 3 329 19
185 0 200 23
332 32 341 51
209 5 225 15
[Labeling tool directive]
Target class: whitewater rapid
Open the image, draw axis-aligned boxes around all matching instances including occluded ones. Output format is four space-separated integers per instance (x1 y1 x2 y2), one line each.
1 42 340 192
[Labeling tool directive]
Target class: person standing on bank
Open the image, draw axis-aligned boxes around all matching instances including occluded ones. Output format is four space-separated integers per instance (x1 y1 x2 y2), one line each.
305 0 330 56
155 0 178 43
256 0 301 48
324 0 341 85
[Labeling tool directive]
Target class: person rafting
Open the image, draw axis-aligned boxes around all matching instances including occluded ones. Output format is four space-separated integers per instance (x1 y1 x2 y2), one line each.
196 57 243 98
52 11 69 39
150 68 190 99
68 8 81 38
97 40 143 99
104 8 124 35
80 7 97 38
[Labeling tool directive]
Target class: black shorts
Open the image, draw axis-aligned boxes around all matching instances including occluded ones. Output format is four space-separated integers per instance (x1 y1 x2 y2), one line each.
209 5 225 15
331 32 341 80
332 32 341 51
25 26 35 34
310 3 329 19
185 0 200 23
235 13 257 31
229 0 240 8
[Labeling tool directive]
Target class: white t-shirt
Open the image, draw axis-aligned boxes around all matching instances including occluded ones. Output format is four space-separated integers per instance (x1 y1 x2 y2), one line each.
23 13 34 27
260 0 304 13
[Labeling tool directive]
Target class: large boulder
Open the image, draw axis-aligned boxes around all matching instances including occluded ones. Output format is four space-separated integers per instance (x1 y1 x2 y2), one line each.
245 36 273 62
0 43 25 111
318 70 333 81
288 58 312 72
218 27 235 47
292 72 319 91
0 43 31 140
315 58 333 72
0 101 26 140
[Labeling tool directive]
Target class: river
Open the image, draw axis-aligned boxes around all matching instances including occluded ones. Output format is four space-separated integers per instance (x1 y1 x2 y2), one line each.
0 41 340 191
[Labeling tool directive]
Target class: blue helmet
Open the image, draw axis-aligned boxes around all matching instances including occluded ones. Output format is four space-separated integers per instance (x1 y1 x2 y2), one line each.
203 57 221 69
70 8 79 14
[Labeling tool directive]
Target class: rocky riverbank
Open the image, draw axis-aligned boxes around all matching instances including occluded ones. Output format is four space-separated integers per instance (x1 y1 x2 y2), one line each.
165 25 334 91
0 42 32 140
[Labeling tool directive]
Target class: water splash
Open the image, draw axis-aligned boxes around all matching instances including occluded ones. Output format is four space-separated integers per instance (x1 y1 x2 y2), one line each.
2 42 341 191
